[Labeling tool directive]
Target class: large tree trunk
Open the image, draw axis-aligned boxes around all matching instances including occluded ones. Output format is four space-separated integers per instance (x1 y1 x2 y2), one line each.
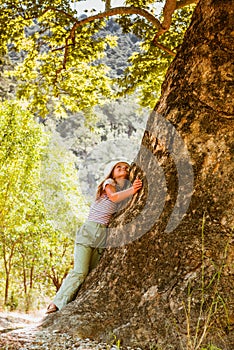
43 0 234 348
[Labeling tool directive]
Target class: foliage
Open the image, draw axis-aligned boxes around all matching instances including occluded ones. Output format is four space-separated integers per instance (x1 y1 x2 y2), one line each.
0 94 147 311
0 99 47 307
116 6 195 108
97 18 141 78
0 0 116 117
40 128 88 232
0 0 195 116
181 215 229 350
0 100 88 310
200 345 223 350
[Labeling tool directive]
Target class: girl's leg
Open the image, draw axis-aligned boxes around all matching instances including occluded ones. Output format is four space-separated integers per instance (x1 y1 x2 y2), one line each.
89 248 104 271
89 226 106 270
52 244 92 310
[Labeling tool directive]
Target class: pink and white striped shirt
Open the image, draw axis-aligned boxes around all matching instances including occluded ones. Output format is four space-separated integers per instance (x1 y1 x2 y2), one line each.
87 178 117 226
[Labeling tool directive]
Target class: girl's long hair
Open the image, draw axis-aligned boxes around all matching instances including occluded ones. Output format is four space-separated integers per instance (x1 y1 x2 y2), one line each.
95 169 130 200
96 169 115 200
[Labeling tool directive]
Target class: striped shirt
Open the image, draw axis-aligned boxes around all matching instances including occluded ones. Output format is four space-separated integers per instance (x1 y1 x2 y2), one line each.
88 178 117 225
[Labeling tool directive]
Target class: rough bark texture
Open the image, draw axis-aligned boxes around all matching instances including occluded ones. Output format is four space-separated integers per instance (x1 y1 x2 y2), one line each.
42 0 234 349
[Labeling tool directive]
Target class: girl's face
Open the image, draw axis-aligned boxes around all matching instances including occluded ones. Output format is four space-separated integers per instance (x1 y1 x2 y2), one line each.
113 162 130 180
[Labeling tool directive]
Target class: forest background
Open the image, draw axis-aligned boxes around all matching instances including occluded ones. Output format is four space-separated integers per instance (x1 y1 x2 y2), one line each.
0 0 194 312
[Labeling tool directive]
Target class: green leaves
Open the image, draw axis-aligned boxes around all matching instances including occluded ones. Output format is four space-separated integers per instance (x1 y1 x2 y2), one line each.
0 100 88 309
0 0 195 116
115 4 195 107
0 0 197 309
0 1 116 117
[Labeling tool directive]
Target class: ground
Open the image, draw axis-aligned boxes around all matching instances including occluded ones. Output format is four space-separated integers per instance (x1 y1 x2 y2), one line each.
0 310 142 349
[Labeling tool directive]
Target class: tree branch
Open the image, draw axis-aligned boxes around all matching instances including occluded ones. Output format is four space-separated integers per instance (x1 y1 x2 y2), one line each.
51 43 74 52
154 41 176 57
152 0 197 54
105 0 111 11
71 6 162 30
152 0 177 56
162 0 177 30
45 4 183 77
10 1 196 66
153 0 176 41
33 5 161 29
52 6 162 80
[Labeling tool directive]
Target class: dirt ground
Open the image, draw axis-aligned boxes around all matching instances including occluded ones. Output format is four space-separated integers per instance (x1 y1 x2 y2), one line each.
0 310 46 349
0 310 137 349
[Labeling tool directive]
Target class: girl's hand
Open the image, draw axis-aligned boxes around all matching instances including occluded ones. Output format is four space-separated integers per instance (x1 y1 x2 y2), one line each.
105 178 142 203
132 178 142 194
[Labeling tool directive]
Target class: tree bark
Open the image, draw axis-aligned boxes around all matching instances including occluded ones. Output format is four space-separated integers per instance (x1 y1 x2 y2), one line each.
43 0 234 348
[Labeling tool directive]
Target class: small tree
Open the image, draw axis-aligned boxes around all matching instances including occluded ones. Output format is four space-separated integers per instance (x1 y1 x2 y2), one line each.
0 100 44 306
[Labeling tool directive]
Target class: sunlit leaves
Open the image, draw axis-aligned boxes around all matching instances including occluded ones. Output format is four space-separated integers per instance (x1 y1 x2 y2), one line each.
0 100 88 308
115 4 195 107
40 129 89 233
0 100 46 306
125 0 158 8
0 0 195 115
0 101 43 207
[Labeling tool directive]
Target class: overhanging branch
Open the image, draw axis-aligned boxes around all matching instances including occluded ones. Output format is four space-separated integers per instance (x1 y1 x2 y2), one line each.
12 1 197 61
52 6 164 79
47 3 194 79
72 6 162 30
38 6 161 29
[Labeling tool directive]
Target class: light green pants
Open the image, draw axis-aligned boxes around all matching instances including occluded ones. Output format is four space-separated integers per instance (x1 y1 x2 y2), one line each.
53 243 103 310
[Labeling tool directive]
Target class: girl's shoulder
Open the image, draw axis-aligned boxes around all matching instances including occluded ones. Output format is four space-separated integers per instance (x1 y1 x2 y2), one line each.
103 178 116 189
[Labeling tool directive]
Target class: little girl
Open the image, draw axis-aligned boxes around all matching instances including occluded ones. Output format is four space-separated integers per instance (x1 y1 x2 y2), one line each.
46 160 142 313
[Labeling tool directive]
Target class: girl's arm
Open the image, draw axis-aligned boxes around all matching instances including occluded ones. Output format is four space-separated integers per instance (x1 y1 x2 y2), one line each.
105 179 142 203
